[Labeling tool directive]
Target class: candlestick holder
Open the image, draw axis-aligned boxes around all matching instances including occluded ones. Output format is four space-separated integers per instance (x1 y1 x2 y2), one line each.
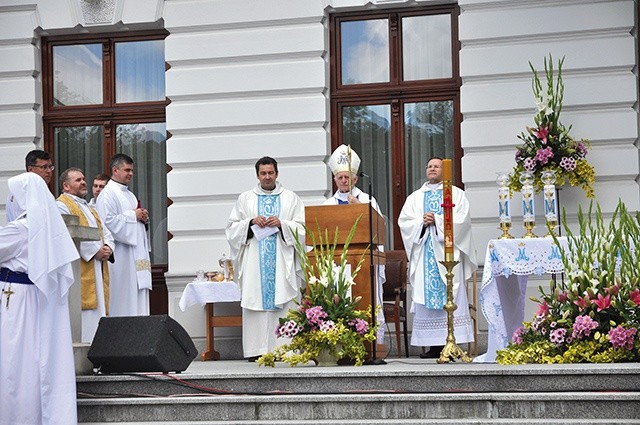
496 172 513 239
436 259 472 364
519 171 537 238
499 221 514 239
541 170 558 238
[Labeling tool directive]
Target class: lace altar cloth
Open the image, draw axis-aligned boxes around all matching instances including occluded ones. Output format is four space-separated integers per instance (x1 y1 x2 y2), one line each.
475 237 567 362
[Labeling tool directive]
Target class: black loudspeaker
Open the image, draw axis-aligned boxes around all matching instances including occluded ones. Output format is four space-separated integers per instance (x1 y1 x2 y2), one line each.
88 315 197 374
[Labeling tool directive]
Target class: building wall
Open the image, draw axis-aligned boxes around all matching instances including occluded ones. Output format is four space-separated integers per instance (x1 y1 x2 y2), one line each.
0 0 637 355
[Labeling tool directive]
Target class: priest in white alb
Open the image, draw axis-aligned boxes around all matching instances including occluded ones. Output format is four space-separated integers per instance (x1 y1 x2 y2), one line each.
97 153 152 317
323 144 386 344
398 157 477 358
226 156 305 361
57 167 114 343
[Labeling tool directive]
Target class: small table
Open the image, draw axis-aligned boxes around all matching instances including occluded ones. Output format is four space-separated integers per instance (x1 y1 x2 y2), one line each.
179 280 242 361
475 237 567 362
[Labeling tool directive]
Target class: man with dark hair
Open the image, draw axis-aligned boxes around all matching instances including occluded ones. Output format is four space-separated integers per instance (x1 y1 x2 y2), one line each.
398 157 477 359
89 172 110 207
57 167 114 343
6 149 54 223
226 156 305 361
96 153 151 316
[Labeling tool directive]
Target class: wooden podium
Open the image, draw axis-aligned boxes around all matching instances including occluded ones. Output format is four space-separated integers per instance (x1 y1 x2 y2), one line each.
304 203 386 314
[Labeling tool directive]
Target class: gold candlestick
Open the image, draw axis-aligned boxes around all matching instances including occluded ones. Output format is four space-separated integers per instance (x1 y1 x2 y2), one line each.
544 220 558 238
523 220 537 238
437 259 472 364
499 222 514 239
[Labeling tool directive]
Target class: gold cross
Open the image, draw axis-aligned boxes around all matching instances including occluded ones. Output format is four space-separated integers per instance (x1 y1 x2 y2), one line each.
2 284 15 309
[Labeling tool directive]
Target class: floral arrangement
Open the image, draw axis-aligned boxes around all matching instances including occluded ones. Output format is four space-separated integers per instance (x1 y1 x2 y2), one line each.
258 216 379 367
509 55 595 198
497 200 640 364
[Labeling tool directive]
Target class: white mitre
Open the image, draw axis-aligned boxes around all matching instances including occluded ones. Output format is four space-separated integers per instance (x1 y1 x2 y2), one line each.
328 144 360 176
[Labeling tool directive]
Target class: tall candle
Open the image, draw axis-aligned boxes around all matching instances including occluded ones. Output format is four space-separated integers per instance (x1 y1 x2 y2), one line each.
498 186 511 223
543 183 557 222
441 159 454 262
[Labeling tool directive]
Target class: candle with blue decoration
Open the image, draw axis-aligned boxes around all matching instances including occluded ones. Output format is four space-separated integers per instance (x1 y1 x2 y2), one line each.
541 170 558 237
519 171 537 238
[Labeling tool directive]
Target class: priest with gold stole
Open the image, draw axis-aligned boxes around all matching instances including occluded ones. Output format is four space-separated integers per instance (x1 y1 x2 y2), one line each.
57 167 114 344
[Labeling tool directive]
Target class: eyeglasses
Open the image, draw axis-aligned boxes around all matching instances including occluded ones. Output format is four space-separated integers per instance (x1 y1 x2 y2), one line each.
31 164 55 171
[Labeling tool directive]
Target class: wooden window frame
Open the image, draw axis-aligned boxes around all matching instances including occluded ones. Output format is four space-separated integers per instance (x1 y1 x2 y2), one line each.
330 5 462 249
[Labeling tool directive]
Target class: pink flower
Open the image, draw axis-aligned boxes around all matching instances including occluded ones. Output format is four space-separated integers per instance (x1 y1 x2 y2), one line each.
349 318 369 335
549 328 567 345
557 291 568 303
305 306 328 327
629 288 640 306
523 158 537 171
571 315 599 340
574 296 590 311
576 142 588 157
319 320 336 332
533 126 549 144
608 326 637 350
559 156 576 171
605 284 619 296
512 326 525 345
534 147 554 165
593 293 611 312
536 301 550 317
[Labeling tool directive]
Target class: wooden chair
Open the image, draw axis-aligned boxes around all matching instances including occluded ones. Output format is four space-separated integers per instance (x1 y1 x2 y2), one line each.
382 250 409 358
467 270 478 357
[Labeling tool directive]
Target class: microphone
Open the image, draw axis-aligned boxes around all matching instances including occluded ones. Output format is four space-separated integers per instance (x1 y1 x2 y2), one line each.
358 171 369 178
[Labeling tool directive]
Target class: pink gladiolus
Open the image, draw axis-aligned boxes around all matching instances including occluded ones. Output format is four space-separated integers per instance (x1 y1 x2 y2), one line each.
593 293 611 312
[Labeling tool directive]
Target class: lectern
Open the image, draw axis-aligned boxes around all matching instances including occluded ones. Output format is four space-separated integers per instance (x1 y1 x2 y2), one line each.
304 203 386 313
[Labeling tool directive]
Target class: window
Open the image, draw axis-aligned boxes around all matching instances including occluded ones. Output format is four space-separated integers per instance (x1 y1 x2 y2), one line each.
42 30 169 264
330 6 461 249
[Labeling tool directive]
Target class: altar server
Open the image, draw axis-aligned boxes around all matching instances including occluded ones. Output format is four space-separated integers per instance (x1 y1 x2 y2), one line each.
398 157 477 358
226 156 305 361
0 172 79 424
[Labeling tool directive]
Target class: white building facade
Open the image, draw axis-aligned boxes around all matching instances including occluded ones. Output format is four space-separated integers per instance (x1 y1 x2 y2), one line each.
0 0 637 356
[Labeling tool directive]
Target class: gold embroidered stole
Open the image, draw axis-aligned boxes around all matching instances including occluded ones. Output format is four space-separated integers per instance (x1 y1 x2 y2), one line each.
57 195 110 313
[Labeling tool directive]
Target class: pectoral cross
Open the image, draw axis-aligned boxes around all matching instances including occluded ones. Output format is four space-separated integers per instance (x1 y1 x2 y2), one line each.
2 284 15 309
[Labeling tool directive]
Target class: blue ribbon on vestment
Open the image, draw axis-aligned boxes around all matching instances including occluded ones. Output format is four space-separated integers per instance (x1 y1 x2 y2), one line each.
423 190 446 309
257 194 280 310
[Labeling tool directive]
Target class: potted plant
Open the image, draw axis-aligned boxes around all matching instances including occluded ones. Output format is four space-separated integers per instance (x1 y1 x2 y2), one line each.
258 215 379 367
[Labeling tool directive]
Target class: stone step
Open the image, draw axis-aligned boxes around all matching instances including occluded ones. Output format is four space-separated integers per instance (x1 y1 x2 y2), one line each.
77 392 640 423
81 420 640 425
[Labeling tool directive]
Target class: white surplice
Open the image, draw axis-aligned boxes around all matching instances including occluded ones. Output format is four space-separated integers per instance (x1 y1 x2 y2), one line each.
57 193 115 343
398 183 478 347
322 189 387 343
96 179 151 317
226 182 305 357
1 172 78 425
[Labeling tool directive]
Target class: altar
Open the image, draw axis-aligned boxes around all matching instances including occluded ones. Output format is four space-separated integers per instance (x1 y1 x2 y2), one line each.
475 236 568 362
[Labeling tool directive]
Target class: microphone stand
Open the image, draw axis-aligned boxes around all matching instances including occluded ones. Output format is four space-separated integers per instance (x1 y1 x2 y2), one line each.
360 172 386 366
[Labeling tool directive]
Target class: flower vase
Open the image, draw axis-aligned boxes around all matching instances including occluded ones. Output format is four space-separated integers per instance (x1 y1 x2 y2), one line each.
315 345 341 367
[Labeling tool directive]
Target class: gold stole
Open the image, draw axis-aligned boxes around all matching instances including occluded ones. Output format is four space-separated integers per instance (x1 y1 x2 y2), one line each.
57 195 110 313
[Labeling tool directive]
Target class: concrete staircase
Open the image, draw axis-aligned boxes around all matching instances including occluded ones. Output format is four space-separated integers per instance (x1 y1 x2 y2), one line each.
77 360 640 424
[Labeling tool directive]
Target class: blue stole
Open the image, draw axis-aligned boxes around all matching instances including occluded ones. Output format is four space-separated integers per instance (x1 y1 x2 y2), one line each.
257 194 280 310
423 190 446 309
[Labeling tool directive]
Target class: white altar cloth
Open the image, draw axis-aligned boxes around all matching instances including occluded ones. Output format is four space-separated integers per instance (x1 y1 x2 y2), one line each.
475 237 567 362
179 281 241 312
